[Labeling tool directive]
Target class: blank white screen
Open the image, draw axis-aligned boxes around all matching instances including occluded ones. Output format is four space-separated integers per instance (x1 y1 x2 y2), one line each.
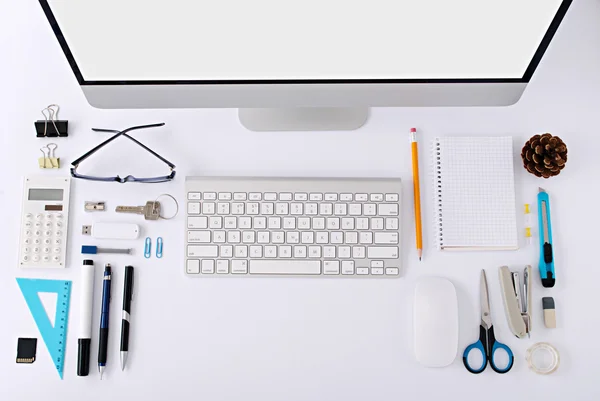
47 0 564 81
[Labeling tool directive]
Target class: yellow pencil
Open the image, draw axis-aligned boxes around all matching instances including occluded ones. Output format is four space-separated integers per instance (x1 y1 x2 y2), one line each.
410 128 423 261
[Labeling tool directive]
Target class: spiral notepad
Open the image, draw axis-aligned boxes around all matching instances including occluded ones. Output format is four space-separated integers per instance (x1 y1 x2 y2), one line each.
434 137 518 251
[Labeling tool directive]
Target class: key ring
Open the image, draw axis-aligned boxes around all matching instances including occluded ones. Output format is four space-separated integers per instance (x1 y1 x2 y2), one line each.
154 194 179 220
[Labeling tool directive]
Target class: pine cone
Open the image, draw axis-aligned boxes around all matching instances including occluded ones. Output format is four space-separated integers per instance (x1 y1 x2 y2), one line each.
521 133 568 178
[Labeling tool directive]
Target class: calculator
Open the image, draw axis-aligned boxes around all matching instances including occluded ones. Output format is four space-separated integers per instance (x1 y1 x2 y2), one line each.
19 176 71 268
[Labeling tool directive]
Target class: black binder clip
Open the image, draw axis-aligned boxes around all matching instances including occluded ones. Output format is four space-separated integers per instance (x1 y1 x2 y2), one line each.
35 104 68 137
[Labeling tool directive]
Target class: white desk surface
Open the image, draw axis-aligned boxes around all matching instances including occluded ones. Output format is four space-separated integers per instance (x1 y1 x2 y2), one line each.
2 1 600 400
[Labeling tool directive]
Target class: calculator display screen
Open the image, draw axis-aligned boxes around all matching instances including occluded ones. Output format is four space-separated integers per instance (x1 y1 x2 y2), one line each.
28 188 64 201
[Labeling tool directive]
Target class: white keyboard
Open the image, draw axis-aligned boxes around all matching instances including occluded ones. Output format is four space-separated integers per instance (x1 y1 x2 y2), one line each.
185 177 401 277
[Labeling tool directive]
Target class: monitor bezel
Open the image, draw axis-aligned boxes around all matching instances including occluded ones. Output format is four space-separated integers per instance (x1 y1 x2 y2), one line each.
39 0 572 86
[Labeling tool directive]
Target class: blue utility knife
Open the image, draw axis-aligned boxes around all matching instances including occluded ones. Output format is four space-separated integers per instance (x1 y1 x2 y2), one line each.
537 188 555 287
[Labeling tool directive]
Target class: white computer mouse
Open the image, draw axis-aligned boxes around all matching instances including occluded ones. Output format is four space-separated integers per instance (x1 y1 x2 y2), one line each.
413 276 459 367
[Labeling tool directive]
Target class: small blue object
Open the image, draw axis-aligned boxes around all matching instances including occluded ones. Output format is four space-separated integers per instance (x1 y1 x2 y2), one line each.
462 326 514 374
16 278 72 379
156 237 163 258
144 237 151 258
81 245 98 254
537 189 555 288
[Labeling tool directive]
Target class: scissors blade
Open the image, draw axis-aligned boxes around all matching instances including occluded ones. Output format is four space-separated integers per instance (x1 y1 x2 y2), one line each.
480 270 492 329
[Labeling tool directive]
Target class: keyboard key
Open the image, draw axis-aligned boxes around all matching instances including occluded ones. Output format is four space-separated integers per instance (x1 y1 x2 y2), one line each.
188 202 200 215
313 217 325 230
305 203 318 215
359 232 373 244
386 218 399 230
342 261 355 275
356 218 369 230
250 260 321 275
294 246 307 258
330 232 343 244
385 194 399 202
187 260 200 274
371 261 384 268
264 192 277 201
280 245 292 258
309 246 321 258
202 260 215 274
320 203 333 215
276 203 289 215
294 193 308 201
327 218 340 230
187 245 218 258
228 231 241 243
272 232 285 243
301 232 314 244
323 246 336 258
316 232 329 244
280 193 293 201
265 246 277 258
324 261 340 275
233 193 247 201
367 246 399 259
268 217 281 229
340 193 353 201
257 232 270 243
247 203 259 215
342 218 355 230
221 245 233 257
364 204 377 216
224 216 237 229
356 267 369 275
334 204 347 215
355 194 368 201
349 204 362 216
370 194 384 201
290 203 303 215
235 246 248 257
239 217 252 229
216 260 229 274
298 217 311 229
188 231 211 243
204 192 217 200
378 204 399 216
261 203 274 215
242 231 255 243
209 217 222 229
231 260 248 274
386 267 400 275
325 193 338 201
283 217 296 229
218 192 232 201
188 192 201 200
254 216 267 229
202 203 215 215
371 267 384 275
374 232 399 244
353 246 366 258
249 193 262 201
338 246 351 258
232 203 245 215
213 231 226 243
309 193 323 201
188 216 208 229
371 218 384 230
250 245 263 258
345 232 358 244
286 232 300 244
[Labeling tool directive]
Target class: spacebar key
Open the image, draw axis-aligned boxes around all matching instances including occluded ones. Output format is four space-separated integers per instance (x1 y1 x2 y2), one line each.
250 261 322 275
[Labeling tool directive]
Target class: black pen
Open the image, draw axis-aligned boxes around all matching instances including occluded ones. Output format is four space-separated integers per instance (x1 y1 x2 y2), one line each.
98 264 112 380
120 266 134 370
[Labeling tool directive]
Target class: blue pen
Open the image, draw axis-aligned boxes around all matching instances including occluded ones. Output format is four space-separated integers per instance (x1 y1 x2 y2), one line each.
98 264 112 379
538 188 555 288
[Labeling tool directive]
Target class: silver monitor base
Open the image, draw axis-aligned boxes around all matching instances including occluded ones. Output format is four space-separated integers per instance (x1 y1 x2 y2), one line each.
239 108 369 131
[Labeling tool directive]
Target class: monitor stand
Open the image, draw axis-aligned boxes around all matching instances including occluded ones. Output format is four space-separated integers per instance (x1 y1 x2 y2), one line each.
239 107 369 131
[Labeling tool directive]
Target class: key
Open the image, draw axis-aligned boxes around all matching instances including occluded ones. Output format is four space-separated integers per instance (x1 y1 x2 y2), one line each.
367 246 399 259
187 260 200 274
342 261 355 275
338 246 351 258
202 260 215 274
378 204 399 216
188 231 211 243
187 245 218 258
257 232 270 243
250 245 263 258
323 261 340 275
294 246 307 258
309 246 321 258
116 201 161 220
374 232 399 244
231 260 248 274
216 260 229 274
250 260 321 275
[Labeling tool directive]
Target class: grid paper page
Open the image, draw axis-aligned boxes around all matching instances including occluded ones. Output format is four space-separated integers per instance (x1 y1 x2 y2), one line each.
434 137 518 250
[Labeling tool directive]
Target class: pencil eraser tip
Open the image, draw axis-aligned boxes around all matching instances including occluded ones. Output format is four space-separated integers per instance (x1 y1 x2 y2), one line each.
410 128 416 132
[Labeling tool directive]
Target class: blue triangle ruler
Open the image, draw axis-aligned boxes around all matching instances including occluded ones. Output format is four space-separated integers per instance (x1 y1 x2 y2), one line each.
16 278 72 379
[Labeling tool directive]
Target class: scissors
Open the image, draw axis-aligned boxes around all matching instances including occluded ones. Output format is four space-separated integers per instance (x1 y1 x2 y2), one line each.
463 269 514 374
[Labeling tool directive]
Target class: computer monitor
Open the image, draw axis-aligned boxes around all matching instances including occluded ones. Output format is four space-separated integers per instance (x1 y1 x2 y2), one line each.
39 0 572 131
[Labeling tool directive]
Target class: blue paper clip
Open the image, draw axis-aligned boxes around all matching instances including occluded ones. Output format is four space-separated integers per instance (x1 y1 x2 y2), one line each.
156 237 163 258
144 237 151 259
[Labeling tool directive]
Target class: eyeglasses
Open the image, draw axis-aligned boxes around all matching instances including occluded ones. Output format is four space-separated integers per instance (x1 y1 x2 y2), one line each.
71 123 176 183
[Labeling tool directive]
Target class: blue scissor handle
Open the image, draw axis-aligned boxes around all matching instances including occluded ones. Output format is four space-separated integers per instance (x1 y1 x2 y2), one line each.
463 325 488 374
488 326 514 374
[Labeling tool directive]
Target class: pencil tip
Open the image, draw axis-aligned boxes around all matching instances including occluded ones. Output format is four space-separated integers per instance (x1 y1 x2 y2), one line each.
419 257 422 261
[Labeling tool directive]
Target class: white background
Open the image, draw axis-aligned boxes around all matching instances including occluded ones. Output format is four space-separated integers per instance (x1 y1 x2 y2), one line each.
1 0 600 400
49 0 560 80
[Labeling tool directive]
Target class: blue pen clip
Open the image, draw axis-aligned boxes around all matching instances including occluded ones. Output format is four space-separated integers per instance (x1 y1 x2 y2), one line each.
144 237 152 259
156 237 163 259
537 188 555 287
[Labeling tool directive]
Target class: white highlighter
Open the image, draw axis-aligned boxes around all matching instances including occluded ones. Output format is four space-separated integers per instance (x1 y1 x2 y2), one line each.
77 260 95 376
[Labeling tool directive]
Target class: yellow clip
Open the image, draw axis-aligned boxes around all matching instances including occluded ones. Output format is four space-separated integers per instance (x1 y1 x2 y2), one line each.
38 157 60 169
524 203 531 214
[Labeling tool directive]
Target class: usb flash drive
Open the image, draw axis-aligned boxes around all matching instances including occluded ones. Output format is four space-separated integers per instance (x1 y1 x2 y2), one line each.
81 223 140 240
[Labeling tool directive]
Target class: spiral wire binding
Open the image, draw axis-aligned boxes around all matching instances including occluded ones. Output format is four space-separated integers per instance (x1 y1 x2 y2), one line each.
433 138 444 249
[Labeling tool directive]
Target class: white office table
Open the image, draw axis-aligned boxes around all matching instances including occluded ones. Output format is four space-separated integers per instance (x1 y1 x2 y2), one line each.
1 1 599 400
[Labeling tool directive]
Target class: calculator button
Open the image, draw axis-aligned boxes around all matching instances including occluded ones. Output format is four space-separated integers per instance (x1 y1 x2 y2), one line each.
55 231 63 237
56 214 63 219
34 230 41 237
53 247 61 254
23 238 31 245
42 256 50 262
44 230 52 237
43 238 51 245
32 255 40 262
25 213 33 219
55 221 63 228
46 214 53 220
33 238 41 245
24 230 32 237
25 221 32 228
54 238 62 245
44 221 52 228
43 247 50 254
22 255 29 262
52 255 61 262
34 222 42 228
36 214 43 220
23 247 30 253
33 247 40 254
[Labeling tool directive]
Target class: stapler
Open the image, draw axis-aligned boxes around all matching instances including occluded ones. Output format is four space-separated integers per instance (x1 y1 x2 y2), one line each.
499 265 532 338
